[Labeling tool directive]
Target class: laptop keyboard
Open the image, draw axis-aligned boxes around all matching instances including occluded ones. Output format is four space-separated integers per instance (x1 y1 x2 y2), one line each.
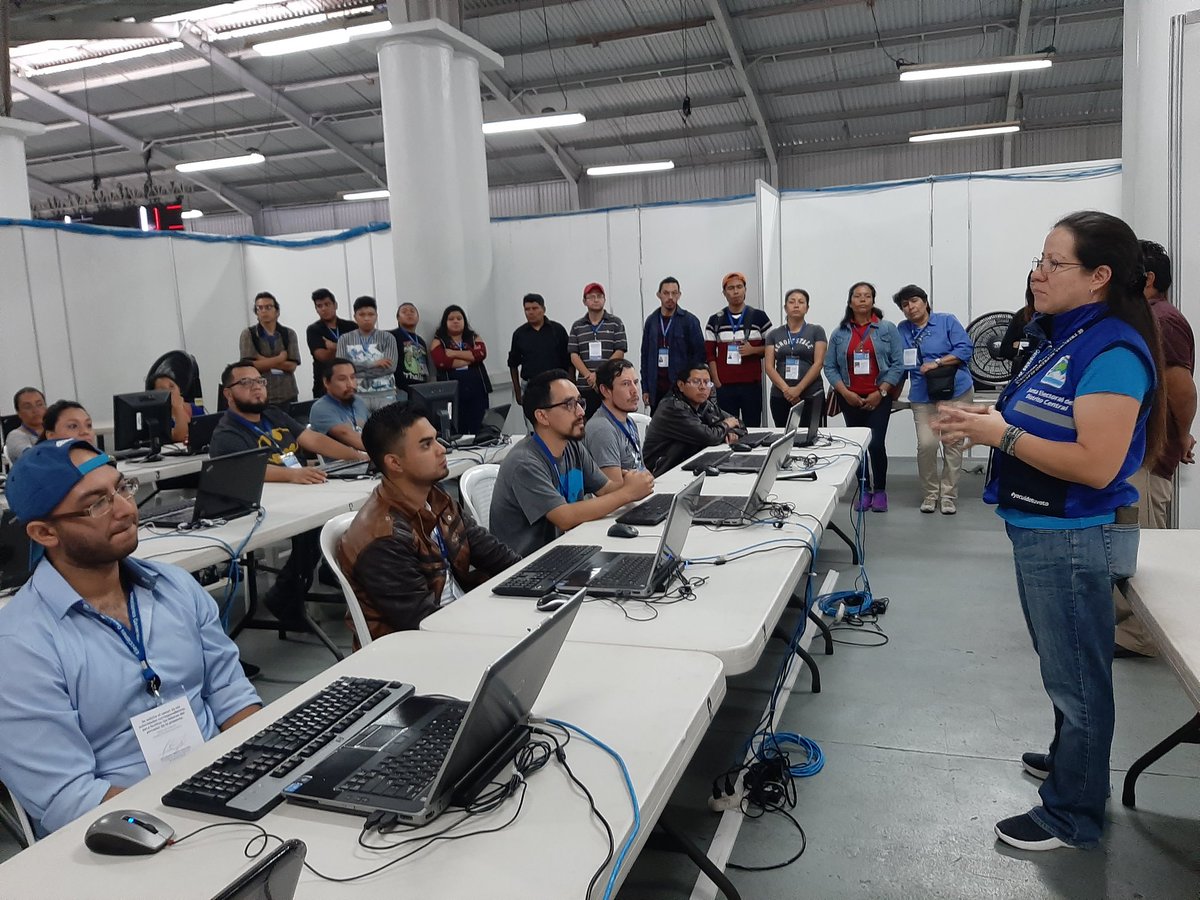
162 676 409 820
739 431 778 448
142 500 196 525
694 497 748 523
337 703 467 801
616 494 674 526
587 555 656 591
493 544 602 597
682 450 733 473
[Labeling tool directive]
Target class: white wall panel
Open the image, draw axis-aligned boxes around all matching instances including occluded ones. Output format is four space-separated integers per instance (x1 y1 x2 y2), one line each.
929 179 972 321
342 235 377 312
0 230 43 409
172 240 250 406
1175 16 1200 528
23 230 77 405
605 208 644 381
55 231 184 415
756 181 783 322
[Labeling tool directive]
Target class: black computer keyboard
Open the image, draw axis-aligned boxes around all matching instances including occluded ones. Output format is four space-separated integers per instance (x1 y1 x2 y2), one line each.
493 544 602 597
682 450 733 473
738 431 779 448
322 460 374 479
693 497 749 523
338 703 467 801
162 676 412 821
616 494 675 526
587 555 655 591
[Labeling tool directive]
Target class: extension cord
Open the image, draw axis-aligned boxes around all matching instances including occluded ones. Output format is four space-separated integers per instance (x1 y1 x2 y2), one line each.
707 789 743 813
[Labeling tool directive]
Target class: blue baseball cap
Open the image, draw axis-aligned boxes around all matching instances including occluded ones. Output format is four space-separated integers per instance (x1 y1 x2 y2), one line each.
7 438 113 524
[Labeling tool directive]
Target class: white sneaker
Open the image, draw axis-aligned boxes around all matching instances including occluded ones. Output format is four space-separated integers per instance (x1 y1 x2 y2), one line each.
920 497 937 514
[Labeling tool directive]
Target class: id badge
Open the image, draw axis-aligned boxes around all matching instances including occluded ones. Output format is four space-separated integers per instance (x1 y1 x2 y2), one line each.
280 451 303 469
784 358 801 380
130 689 204 775
726 343 741 365
588 340 603 360
658 347 669 369
269 368 283 375
853 350 871 375
903 347 918 368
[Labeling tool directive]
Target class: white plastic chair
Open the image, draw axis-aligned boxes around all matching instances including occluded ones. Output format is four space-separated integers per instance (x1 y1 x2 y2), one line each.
318 512 372 649
628 412 651 446
459 464 500 528
0 783 36 847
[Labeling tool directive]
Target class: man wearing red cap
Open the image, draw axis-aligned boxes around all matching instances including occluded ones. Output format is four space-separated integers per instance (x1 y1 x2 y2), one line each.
704 272 773 427
567 282 628 418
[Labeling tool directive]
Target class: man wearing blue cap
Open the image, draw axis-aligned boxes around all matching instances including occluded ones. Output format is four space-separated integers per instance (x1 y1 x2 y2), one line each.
0 439 262 837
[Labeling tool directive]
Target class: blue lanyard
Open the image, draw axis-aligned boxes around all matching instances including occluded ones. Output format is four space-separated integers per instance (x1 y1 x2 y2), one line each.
725 309 745 334
659 314 674 342
431 525 451 568
325 324 340 342
75 591 161 696
786 325 805 350
230 412 286 454
358 331 374 353
602 404 642 466
588 319 604 337
531 433 571 500
396 327 415 345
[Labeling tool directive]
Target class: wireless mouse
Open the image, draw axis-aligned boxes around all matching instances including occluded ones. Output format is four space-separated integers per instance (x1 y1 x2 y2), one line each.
607 522 639 538
85 809 174 855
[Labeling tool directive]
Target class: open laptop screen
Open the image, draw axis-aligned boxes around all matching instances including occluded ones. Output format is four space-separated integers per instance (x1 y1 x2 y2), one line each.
658 475 704 573
748 430 797 511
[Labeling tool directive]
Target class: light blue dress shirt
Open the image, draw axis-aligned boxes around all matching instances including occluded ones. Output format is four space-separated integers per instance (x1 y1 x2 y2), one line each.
0 557 261 836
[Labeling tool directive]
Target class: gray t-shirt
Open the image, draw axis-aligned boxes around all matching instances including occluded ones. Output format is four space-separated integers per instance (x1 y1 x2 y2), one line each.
582 406 644 472
4 427 38 464
308 394 369 462
489 435 608 558
765 322 827 398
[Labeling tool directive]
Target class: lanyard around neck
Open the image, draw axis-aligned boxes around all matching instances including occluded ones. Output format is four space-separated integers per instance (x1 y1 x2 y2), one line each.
531 433 572 500
602 404 641 455
75 590 162 697
726 309 745 332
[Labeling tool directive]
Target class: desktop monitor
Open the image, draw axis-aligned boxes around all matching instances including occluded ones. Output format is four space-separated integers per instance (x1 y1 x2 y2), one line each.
113 390 173 458
409 381 459 441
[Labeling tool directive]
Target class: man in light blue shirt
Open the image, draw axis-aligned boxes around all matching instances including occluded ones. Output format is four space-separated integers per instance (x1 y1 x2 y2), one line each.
0 439 261 837
308 357 371 461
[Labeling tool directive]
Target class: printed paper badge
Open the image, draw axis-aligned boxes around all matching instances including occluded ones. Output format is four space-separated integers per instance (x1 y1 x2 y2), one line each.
1040 355 1070 389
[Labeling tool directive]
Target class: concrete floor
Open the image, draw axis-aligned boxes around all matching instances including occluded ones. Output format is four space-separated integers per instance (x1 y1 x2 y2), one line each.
2 462 1199 899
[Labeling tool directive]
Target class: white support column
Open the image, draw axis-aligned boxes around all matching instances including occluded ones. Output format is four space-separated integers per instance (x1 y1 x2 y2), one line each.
363 20 502 334
0 117 46 219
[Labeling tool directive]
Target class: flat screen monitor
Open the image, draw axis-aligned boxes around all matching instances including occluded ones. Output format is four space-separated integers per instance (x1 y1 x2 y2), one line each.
113 390 173 458
409 381 459 440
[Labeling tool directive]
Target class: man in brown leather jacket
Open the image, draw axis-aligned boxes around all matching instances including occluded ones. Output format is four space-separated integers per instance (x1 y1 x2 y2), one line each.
337 404 520 646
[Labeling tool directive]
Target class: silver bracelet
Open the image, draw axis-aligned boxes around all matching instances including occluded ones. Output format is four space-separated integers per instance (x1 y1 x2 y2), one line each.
1000 425 1026 456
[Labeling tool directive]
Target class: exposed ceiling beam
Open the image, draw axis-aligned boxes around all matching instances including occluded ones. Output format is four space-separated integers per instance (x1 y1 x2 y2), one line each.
175 26 386 188
10 74 262 218
480 69 582 208
705 0 777 184
27 174 73 202
11 21 174 42
490 17 712 58
732 0 869 18
464 0 578 19
1003 0 1034 168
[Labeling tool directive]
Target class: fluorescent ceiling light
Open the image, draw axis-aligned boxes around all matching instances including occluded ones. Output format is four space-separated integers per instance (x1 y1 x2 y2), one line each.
181 209 204 219
175 151 265 172
342 189 390 201
482 112 586 135
909 122 1020 143
30 41 184 75
214 12 329 39
586 160 675 176
899 55 1052 82
153 1 277 23
253 20 389 56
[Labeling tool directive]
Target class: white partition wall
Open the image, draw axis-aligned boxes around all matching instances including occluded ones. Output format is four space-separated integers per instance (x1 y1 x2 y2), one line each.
1175 13 1200 527
173 239 250 405
755 180 782 322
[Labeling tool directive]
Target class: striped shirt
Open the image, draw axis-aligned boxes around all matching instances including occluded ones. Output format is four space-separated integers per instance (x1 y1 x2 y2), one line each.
704 305 773 385
567 312 628 381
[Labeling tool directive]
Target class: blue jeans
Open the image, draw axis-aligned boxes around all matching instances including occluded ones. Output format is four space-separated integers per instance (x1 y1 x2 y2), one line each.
1005 520 1139 847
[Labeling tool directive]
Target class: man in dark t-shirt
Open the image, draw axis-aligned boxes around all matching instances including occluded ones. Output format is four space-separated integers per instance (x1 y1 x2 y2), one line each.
210 360 366 632
508 293 570 406
305 289 355 399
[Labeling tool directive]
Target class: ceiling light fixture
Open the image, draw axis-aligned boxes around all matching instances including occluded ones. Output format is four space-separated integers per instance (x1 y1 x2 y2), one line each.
898 54 1052 82
213 13 329 40
30 41 184 75
342 189 390 201
181 209 204 219
175 151 265 172
586 160 675 176
482 112 586 135
909 122 1020 143
152 0 277 24
253 20 390 56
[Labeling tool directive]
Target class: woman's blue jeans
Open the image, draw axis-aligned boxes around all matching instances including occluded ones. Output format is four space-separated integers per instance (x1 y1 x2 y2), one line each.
1005 520 1139 847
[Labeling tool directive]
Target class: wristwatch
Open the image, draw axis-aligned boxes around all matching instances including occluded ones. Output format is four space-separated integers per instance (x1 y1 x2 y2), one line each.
878 384 890 398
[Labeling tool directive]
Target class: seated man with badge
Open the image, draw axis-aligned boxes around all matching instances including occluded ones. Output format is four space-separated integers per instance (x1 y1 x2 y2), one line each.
582 358 646 483
0 439 262 837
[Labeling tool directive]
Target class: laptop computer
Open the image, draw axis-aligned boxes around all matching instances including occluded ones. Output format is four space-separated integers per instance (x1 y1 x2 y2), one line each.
321 459 376 480
211 838 305 900
737 396 821 450
187 412 223 455
558 474 704 598
0 510 31 593
717 430 797 474
141 448 269 528
690 430 796 526
453 404 510 448
282 591 583 825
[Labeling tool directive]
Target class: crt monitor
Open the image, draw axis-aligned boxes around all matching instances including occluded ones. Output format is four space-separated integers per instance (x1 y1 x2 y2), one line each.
409 381 459 440
113 390 173 457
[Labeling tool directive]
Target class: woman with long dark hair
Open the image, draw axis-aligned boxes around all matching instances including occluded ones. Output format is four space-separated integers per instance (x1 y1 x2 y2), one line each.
935 211 1164 852
995 273 1040 376
431 305 491 434
764 288 827 428
822 281 905 511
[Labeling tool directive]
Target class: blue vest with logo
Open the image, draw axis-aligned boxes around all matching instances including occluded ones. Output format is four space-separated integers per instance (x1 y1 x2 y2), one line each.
983 302 1155 518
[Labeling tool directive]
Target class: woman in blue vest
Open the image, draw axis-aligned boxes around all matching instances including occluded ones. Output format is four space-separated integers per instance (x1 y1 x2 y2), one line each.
935 211 1165 852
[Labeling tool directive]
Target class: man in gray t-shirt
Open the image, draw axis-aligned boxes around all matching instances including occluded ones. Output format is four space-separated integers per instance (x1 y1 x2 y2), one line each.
582 358 645 481
489 369 654 558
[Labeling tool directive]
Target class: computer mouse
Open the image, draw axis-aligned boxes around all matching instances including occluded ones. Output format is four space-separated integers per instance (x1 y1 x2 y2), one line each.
730 443 752 452
703 465 722 477
536 594 570 613
85 809 175 855
607 522 639 539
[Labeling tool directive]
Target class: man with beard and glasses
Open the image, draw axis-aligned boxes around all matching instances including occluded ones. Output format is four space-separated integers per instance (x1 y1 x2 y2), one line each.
582 358 646 483
209 360 365 632
0 440 261 837
489 369 653 558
